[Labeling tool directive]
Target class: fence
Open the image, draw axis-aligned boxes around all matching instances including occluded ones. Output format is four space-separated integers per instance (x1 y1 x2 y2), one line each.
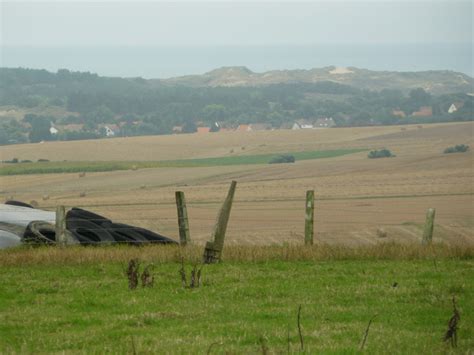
1 180 451 262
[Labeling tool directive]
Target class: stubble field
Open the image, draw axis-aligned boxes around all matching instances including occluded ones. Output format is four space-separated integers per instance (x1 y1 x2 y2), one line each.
1 122 473 246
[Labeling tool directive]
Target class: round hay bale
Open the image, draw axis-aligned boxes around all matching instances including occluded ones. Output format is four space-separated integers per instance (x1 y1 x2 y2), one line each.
79 172 86 178
131 165 138 171
140 184 146 189
79 191 86 198
376 228 387 238
42 194 50 201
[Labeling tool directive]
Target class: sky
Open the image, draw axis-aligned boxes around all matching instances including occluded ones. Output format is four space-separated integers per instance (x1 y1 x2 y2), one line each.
0 1 472 77
2 1 472 47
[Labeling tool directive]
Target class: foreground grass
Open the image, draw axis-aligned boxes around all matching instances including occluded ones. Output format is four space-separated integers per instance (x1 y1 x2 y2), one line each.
0 244 473 353
0 148 365 175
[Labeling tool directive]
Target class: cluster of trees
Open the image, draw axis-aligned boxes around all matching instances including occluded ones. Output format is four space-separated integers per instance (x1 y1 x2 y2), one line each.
0 68 472 145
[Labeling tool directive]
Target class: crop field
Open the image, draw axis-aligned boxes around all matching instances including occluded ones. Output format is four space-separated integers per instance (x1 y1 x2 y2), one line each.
1 122 473 246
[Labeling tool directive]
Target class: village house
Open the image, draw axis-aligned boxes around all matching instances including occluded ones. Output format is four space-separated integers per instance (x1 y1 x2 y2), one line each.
314 117 336 128
392 110 406 118
292 119 314 130
412 106 433 117
98 124 120 137
172 126 183 134
248 123 272 131
49 125 59 135
237 124 250 132
196 127 210 134
448 102 464 114
56 124 84 133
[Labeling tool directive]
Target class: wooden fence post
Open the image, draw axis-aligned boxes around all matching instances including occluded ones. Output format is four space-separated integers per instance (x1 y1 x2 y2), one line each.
175 191 191 246
55 205 67 246
305 190 314 245
203 181 237 264
422 208 436 245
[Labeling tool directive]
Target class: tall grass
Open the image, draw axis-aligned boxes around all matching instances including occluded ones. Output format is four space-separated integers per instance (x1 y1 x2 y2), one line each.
1 242 472 266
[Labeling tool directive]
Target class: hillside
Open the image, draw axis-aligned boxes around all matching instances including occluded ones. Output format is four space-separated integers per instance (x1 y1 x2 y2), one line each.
161 66 474 95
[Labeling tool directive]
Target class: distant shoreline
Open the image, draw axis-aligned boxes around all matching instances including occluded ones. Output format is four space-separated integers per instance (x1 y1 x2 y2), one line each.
2 43 472 79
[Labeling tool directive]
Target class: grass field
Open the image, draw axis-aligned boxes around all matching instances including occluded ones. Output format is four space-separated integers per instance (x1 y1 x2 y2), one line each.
0 149 366 175
0 245 473 353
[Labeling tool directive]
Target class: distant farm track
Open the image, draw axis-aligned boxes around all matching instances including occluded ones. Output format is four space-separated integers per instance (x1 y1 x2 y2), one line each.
1 122 473 246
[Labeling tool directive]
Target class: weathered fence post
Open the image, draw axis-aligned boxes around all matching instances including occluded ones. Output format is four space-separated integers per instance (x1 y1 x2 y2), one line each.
305 190 314 245
203 181 237 264
55 205 67 246
175 191 191 245
422 208 436 245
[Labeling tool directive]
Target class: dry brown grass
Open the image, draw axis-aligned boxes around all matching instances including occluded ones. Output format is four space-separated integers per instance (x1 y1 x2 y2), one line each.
1 122 473 247
1 243 472 266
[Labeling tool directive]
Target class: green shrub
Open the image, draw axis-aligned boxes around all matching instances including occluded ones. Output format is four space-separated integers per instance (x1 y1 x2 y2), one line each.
269 154 296 164
444 144 469 154
368 149 394 159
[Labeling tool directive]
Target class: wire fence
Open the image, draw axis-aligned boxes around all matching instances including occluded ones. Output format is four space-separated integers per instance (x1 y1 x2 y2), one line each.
1 191 473 246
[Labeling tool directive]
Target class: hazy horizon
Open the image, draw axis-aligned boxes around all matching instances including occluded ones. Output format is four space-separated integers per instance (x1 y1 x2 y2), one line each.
1 1 472 78
2 42 473 79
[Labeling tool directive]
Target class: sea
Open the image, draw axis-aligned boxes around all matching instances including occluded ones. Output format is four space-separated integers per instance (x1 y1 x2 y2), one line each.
1 43 472 79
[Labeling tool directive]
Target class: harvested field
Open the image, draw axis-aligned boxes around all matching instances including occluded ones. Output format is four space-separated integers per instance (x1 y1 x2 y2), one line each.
1 122 473 246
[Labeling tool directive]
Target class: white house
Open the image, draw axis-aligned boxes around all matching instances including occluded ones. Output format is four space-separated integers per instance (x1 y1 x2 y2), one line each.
292 119 314 130
448 102 464 114
104 126 116 137
49 125 59 135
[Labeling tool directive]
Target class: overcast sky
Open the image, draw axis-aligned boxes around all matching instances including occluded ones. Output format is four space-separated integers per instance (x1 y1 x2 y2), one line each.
2 1 472 47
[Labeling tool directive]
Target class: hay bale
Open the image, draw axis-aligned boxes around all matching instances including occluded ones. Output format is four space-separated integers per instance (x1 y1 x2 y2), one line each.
131 165 138 171
376 228 387 238
79 172 86 178
140 184 146 189
42 194 50 201
79 191 86 198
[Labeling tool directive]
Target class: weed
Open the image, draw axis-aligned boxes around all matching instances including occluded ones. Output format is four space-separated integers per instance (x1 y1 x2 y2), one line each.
443 297 460 347
126 259 140 290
